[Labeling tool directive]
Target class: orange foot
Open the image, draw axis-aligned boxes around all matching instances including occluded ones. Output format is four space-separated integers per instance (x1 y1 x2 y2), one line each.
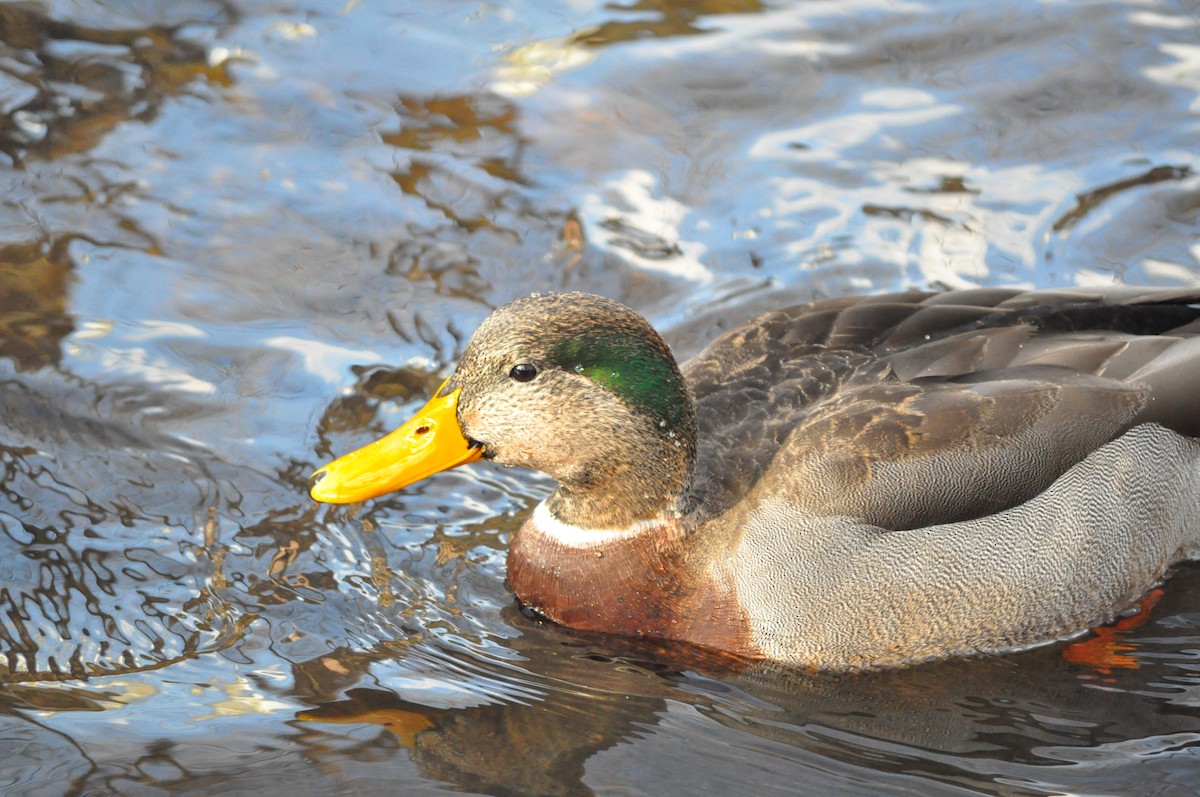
1062 588 1164 678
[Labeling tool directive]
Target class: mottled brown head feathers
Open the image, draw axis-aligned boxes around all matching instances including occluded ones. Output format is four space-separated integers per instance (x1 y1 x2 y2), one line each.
448 293 697 528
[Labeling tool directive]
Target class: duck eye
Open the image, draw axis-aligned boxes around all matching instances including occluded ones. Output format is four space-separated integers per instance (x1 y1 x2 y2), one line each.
509 363 538 382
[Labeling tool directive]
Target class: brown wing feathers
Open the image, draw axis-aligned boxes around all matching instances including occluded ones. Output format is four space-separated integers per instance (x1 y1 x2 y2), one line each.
684 289 1200 527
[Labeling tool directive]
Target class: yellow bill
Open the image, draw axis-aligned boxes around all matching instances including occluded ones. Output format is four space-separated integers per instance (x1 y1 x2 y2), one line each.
309 382 483 504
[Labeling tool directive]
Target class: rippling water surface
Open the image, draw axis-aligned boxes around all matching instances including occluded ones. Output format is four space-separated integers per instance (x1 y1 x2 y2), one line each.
2 0 1200 794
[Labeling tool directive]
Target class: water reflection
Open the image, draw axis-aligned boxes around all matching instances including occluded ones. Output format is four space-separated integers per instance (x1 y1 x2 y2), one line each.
0 371 253 681
285 598 1200 797
0 1 235 165
0 238 73 370
0 0 1199 794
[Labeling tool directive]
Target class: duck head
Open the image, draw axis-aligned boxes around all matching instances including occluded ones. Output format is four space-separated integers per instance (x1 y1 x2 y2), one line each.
310 293 697 529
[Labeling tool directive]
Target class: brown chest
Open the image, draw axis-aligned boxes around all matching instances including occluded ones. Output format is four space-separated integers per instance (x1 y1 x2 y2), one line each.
506 525 757 658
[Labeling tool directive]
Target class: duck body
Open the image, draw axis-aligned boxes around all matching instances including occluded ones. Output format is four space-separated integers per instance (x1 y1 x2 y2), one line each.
312 288 1200 670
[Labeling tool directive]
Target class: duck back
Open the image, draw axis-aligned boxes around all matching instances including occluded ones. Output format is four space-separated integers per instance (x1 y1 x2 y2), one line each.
684 288 1200 530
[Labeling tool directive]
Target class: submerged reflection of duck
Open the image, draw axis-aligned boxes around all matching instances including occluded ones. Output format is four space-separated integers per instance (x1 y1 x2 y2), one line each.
311 288 1200 669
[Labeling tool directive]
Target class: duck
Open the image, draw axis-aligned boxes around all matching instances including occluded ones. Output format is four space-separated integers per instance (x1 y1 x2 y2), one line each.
309 288 1200 670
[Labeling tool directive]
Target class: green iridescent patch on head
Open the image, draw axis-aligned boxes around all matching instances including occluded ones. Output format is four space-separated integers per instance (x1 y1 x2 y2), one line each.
551 332 687 433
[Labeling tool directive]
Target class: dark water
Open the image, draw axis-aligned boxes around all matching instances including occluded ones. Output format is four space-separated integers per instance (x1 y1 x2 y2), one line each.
2 0 1200 794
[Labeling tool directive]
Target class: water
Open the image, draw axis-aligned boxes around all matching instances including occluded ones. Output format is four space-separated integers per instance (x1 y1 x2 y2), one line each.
1 0 1200 794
